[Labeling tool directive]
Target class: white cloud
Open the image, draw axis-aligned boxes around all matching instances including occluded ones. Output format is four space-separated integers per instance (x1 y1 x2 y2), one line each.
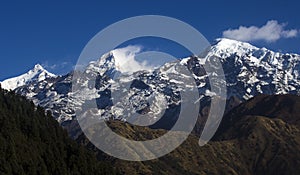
112 45 154 74
222 20 298 42
282 29 298 38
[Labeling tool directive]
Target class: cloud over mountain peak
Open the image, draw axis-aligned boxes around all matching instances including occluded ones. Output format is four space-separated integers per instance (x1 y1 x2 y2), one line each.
223 20 299 43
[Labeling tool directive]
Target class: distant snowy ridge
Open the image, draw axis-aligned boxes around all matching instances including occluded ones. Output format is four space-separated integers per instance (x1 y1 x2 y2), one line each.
0 64 56 90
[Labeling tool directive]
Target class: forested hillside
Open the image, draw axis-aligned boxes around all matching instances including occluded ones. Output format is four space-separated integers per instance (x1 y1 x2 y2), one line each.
0 87 119 175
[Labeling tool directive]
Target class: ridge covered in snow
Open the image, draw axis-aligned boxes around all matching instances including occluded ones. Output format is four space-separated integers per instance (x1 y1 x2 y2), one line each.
1 38 300 131
0 64 56 90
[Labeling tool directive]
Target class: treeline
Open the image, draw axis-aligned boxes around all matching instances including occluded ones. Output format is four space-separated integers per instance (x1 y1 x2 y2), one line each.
0 87 119 175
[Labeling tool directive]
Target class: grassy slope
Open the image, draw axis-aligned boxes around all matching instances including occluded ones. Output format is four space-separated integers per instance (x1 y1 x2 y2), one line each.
78 94 300 175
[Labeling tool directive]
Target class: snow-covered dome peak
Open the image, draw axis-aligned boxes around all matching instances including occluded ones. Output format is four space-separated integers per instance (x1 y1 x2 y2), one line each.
211 38 258 56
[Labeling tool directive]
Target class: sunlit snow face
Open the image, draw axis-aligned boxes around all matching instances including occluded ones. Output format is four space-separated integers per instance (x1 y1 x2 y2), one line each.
111 45 177 74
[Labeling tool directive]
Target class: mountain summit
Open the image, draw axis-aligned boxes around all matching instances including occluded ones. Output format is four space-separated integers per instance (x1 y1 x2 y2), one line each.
85 46 155 77
0 64 56 90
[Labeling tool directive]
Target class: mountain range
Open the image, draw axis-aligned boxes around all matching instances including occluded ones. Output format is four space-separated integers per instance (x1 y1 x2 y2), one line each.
1 38 300 174
1 38 299 137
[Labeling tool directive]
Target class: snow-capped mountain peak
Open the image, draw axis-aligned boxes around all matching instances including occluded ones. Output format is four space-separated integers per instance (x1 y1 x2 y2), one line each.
33 63 45 71
1 64 56 90
86 46 155 77
209 38 259 58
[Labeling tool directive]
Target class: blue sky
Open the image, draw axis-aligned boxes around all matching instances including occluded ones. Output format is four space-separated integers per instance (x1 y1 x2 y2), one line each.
0 0 299 80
